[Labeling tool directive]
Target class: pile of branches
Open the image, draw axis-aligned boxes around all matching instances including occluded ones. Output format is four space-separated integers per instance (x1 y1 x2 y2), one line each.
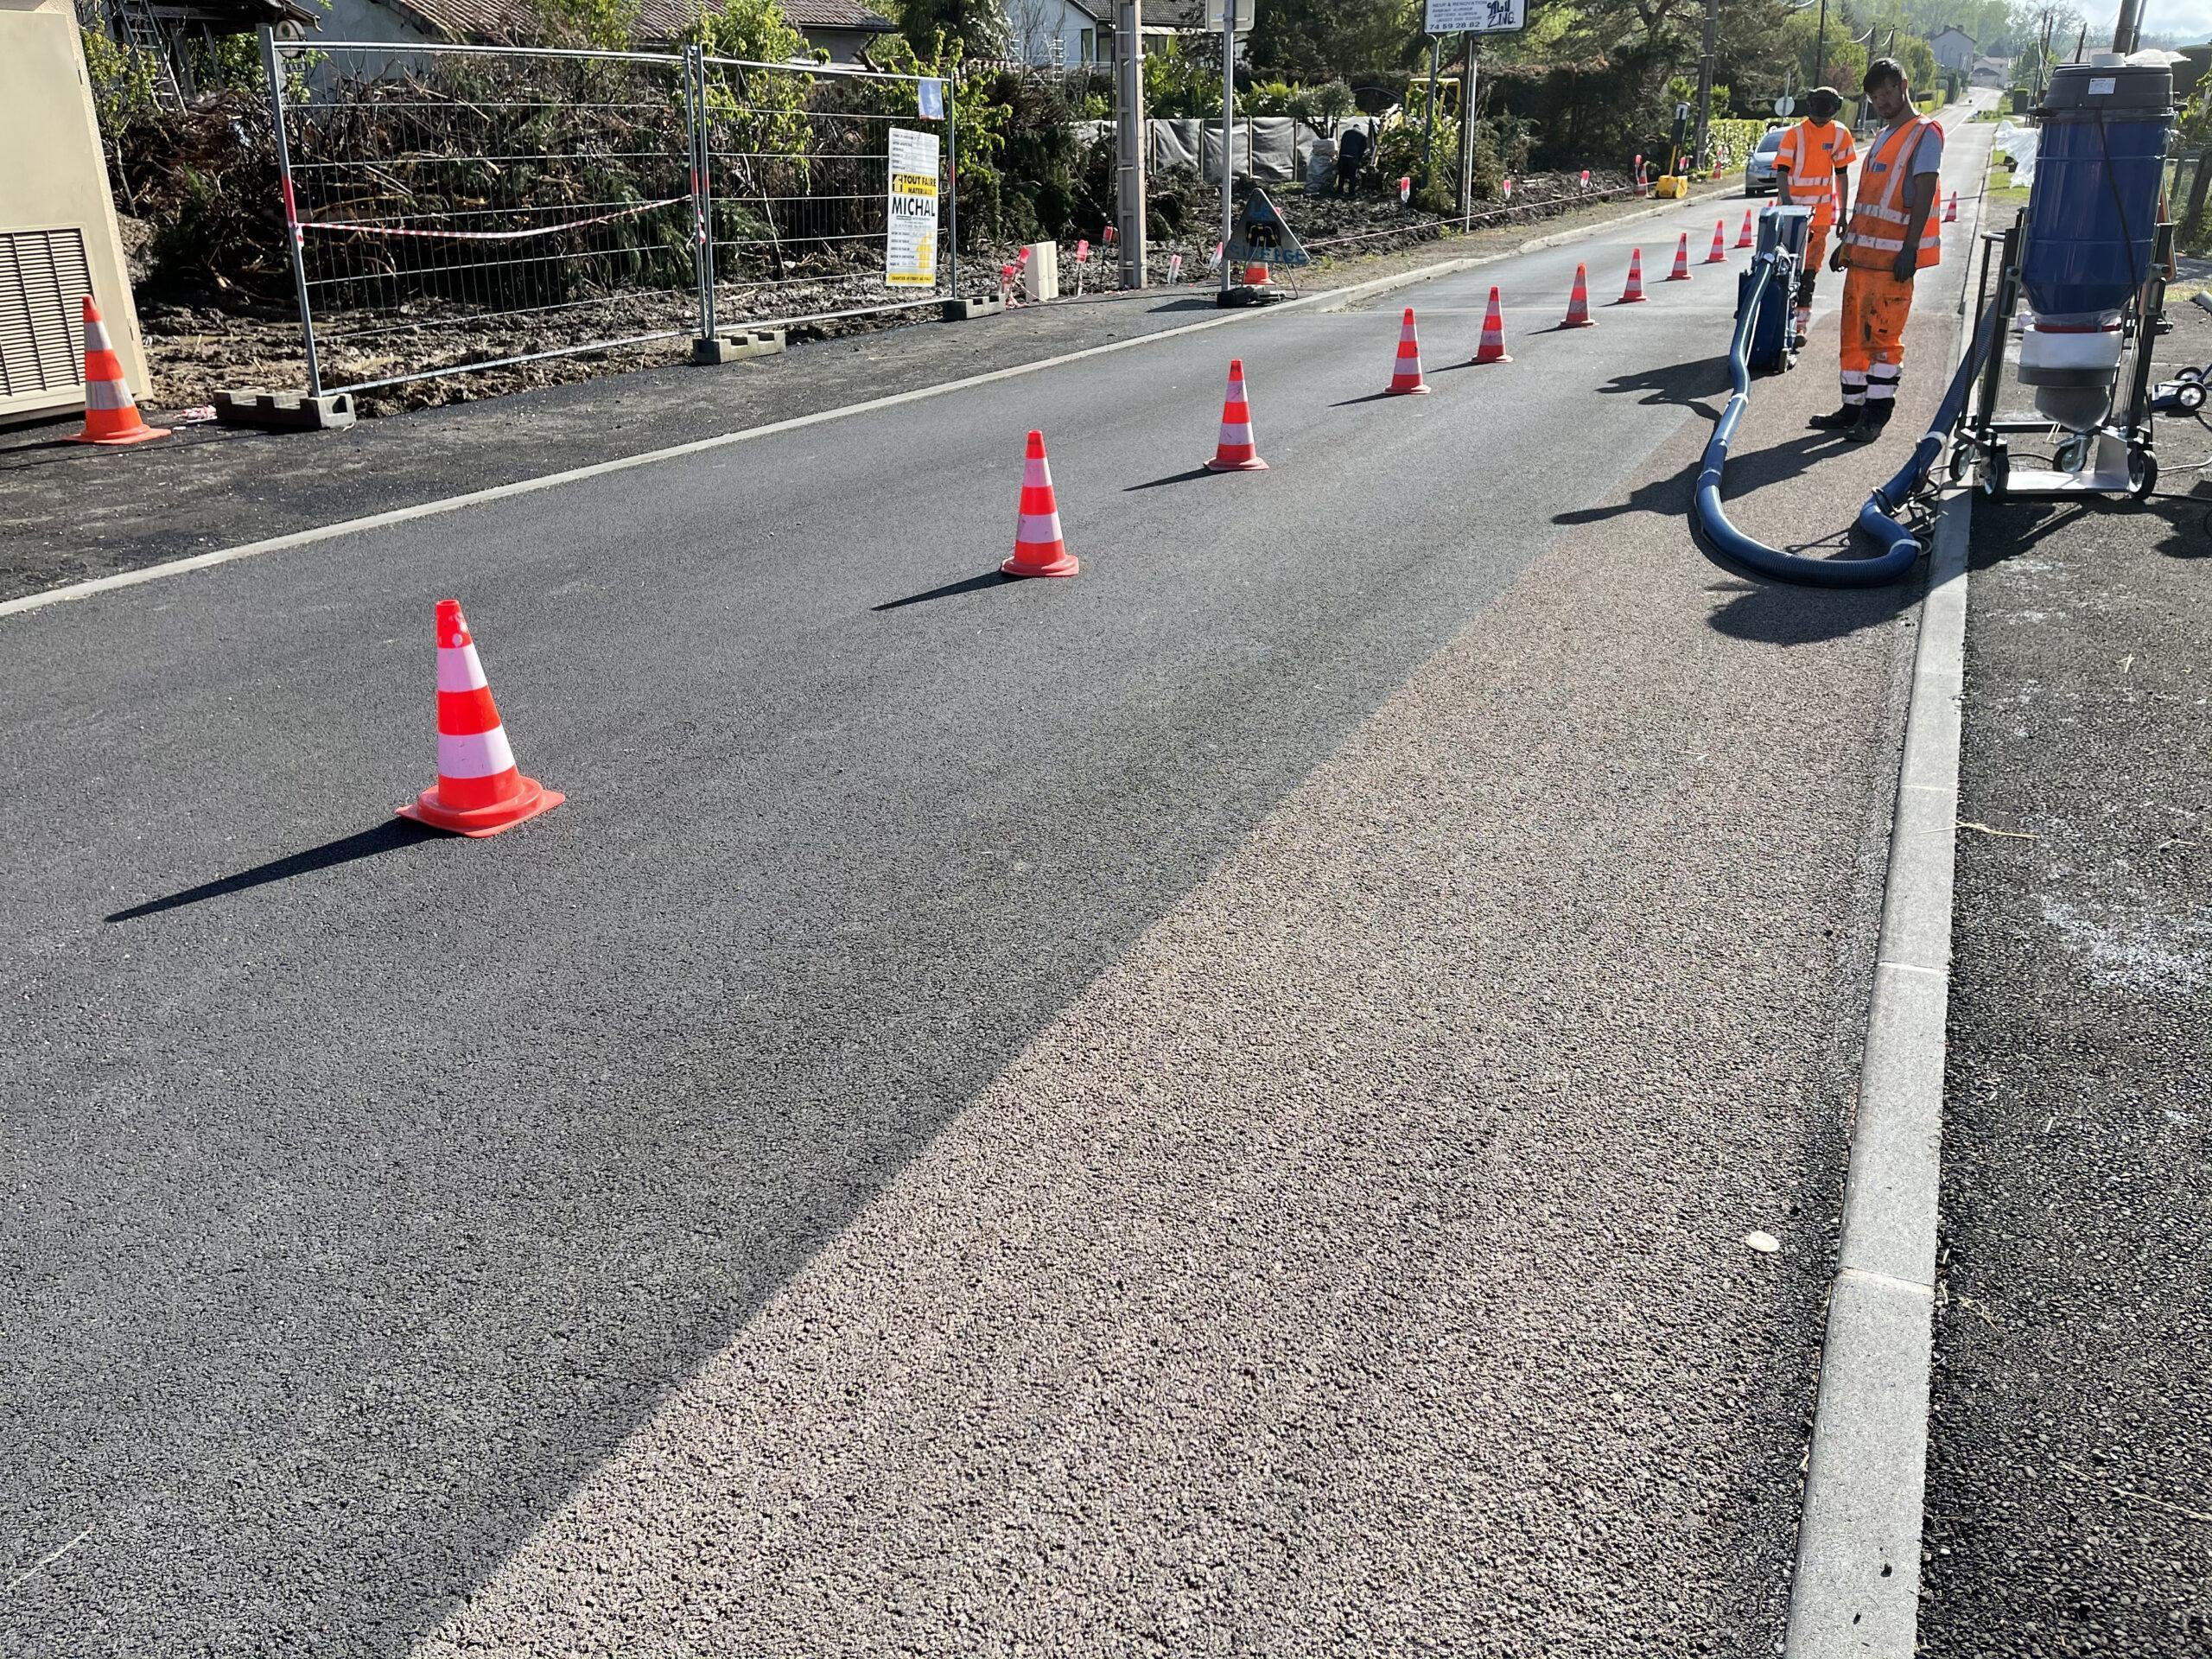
107 90 293 309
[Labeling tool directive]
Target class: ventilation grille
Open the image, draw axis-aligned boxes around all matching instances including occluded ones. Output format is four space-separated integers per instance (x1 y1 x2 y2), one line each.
0 227 92 402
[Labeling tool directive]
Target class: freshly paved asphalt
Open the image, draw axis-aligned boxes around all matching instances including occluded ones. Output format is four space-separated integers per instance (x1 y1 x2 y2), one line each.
2 118 1992 1657
1917 301 2212 1657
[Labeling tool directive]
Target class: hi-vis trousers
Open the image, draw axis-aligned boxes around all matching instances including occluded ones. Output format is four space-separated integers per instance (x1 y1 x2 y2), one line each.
1840 265 1915 407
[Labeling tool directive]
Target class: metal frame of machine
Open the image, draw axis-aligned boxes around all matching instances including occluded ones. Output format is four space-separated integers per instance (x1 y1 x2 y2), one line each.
1950 213 2171 500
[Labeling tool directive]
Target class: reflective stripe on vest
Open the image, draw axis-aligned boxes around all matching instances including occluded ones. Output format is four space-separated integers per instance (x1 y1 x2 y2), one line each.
1845 117 1942 270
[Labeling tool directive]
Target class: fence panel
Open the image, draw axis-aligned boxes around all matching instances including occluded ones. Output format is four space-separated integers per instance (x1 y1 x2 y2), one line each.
270 40 696 396
696 54 951 335
264 38 953 397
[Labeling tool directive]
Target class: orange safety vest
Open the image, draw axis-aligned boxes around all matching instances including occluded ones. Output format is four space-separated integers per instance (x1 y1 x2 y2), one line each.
1773 118 1854 226
1845 116 1942 271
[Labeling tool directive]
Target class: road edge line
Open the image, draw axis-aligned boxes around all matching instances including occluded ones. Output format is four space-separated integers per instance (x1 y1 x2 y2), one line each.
3 186 1743 625
1783 111 1984 1658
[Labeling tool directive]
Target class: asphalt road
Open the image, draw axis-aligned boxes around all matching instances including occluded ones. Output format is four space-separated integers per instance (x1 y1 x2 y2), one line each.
2 116 1993 1657
1917 294 2212 1657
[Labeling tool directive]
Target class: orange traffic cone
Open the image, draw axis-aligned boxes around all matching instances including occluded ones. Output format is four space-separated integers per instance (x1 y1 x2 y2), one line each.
1737 208 1756 249
73 296 168 447
1559 264 1595 329
397 601 563 837
1385 308 1430 395
1471 286 1510 364
1244 260 1271 286
1001 430 1077 578
1667 233 1692 282
1705 220 1728 264
1943 190 1959 224
1205 359 1267 471
1618 249 1648 303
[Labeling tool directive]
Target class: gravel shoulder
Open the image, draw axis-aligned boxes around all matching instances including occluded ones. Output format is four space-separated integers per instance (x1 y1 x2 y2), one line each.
1917 302 2212 1656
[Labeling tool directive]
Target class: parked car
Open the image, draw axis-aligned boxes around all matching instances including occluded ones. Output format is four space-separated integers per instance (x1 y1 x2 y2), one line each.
1744 127 1785 195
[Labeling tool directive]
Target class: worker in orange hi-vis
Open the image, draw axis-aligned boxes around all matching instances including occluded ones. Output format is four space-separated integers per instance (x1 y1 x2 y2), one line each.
1771 86 1854 349
1812 57 1944 443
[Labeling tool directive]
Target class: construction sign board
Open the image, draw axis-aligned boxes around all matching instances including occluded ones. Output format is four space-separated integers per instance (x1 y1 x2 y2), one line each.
1426 0 1526 32
885 127 940 288
1226 187 1311 269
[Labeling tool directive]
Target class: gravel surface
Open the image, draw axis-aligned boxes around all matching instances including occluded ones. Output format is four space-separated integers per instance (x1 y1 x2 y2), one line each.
0 139 1989 1657
1916 302 2212 1657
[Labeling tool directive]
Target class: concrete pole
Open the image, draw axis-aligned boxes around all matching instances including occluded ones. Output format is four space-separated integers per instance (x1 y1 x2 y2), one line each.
2112 0 2143 54
1458 35 1478 224
1115 0 1146 288
1218 0 1235 291
1692 0 1717 175
1421 35 1441 185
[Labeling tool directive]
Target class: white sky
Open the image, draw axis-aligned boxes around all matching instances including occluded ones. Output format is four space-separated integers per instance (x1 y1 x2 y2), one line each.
2111 2 2212 41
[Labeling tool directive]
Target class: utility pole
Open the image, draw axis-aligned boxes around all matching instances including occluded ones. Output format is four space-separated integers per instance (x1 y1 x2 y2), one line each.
1458 34 1478 223
1692 0 1718 176
1115 0 1146 288
1217 0 1235 293
1421 35 1442 183
1812 0 1828 85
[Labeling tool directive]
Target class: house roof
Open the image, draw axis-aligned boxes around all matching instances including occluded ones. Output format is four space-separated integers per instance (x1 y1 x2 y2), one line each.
1929 25 1975 42
385 0 897 43
147 0 321 29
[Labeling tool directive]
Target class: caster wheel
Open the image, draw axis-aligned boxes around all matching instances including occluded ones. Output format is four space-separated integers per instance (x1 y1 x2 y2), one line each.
1980 447 2010 499
1947 442 1974 485
2129 448 2158 499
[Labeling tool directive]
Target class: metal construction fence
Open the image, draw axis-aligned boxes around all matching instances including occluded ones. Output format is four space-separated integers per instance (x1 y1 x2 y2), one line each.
261 34 957 397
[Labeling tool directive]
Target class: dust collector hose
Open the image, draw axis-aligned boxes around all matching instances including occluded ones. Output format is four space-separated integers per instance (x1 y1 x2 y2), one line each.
1694 252 2000 587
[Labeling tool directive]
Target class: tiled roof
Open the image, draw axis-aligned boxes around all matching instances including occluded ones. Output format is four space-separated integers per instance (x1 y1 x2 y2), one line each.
387 0 897 43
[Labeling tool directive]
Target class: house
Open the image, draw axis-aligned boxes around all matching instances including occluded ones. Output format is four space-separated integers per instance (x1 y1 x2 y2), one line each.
1002 0 1113 67
317 0 901 66
1929 25 1978 74
80 0 323 107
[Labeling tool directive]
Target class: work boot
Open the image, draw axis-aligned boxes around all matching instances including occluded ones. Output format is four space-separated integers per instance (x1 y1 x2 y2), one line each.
1808 403 1863 431
1847 401 1895 443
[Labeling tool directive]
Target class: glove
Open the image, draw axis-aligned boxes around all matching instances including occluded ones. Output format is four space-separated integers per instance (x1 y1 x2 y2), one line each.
1891 248 1917 282
1829 240 1847 273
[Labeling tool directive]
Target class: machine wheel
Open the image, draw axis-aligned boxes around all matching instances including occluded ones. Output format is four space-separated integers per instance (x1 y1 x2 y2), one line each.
1980 446 2010 500
1947 438 1975 484
2129 447 2158 499
2180 382 2206 413
2177 365 2205 384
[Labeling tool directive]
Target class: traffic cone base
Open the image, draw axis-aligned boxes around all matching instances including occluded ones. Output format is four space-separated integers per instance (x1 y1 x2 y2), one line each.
1206 358 1268 470
1387 308 1430 395
398 600 562 837
1471 287 1510 364
1002 430 1078 577
74 296 168 446
400 777 564 838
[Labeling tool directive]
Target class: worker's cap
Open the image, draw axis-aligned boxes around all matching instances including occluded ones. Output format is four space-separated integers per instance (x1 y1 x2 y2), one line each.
1807 86 1843 117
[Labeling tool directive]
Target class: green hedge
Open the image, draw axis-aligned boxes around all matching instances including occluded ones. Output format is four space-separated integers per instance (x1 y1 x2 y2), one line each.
1707 118 1768 172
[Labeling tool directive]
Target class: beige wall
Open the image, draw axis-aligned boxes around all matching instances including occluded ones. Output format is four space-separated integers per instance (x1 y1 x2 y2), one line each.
2 0 150 416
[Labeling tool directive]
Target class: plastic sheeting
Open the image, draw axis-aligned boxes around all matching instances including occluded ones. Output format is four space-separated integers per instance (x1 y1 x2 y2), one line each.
1993 119 2038 189
1072 118 1332 185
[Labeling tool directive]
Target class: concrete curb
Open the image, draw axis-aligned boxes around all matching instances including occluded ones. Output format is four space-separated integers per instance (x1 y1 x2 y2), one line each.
1783 107 1985 1658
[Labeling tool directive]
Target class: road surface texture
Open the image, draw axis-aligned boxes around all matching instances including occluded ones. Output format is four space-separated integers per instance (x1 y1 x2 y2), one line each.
1 118 1993 1656
1917 299 2212 1657
0 181 1741 605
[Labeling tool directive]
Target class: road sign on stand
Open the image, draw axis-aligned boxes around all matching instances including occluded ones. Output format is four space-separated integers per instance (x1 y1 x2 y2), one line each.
1425 0 1525 32
1203 0 1253 30
1775 94 1796 116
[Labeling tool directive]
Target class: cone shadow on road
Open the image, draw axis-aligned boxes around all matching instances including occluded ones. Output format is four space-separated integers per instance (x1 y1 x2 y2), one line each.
1124 467 1222 491
871 570 1014 611
1328 390 1410 408
105 818 442 922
